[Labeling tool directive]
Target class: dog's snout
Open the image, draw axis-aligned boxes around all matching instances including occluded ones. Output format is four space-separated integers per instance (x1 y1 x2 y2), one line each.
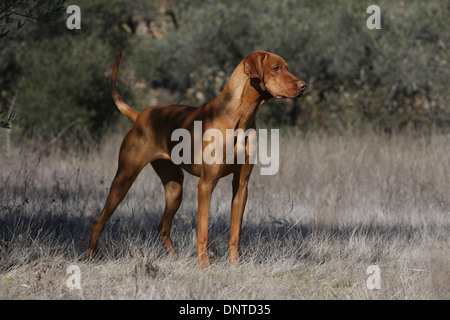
297 80 307 91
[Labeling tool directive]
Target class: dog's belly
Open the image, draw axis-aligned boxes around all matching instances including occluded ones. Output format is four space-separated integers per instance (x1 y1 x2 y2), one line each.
180 162 243 179
180 163 202 177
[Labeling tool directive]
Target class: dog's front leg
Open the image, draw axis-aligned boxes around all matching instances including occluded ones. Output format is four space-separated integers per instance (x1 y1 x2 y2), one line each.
197 171 219 268
229 163 253 265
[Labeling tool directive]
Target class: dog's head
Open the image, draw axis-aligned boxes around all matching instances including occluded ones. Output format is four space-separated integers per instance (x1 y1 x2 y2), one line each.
244 51 306 99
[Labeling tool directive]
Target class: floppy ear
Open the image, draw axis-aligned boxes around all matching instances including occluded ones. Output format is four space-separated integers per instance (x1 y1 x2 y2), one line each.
243 52 267 91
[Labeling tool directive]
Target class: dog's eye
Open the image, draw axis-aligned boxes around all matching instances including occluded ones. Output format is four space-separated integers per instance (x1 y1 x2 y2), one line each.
272 66 279 72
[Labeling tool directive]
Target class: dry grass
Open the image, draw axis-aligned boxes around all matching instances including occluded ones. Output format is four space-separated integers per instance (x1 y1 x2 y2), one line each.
0 129 449 299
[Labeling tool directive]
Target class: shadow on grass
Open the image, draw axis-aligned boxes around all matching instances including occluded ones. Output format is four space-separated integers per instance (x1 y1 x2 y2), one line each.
1 202 446 273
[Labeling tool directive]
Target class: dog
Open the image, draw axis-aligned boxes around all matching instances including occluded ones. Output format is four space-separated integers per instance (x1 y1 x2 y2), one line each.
87 51 306 268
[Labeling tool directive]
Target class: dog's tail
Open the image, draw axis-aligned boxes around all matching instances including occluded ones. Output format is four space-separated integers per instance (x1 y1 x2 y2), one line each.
111 52 140 123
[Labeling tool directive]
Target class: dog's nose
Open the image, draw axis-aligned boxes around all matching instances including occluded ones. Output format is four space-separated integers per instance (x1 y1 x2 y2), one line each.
297 80 307 91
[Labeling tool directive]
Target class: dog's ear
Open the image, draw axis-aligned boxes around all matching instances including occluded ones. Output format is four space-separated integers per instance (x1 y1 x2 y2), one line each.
244 51 267 91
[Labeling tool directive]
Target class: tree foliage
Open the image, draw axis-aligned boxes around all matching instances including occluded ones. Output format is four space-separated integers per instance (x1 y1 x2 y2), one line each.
1 0 448 143
0 0 66 38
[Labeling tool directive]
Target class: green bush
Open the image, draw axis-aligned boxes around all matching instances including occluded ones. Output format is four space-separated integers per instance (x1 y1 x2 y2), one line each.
148 0 449 132
1 0 448 144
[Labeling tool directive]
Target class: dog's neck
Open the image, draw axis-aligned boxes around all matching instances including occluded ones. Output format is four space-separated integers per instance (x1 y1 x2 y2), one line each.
218 62 272 129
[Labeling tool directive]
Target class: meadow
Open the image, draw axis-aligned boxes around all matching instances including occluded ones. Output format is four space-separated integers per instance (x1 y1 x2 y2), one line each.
0 130 449 299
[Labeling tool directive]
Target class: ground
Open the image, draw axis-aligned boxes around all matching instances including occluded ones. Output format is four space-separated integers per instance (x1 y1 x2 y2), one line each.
0 130 449 299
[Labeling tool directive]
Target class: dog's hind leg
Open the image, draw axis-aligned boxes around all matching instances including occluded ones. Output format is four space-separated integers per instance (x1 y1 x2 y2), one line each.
151 159 184 257
87 129 151 258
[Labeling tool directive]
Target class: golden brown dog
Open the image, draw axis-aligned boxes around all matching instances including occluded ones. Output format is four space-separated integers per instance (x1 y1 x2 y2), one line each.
87 51 306 268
